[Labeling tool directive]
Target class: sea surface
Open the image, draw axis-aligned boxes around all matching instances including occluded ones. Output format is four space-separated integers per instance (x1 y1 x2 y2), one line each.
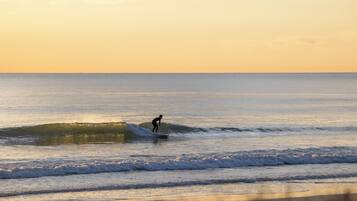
0 73 356 200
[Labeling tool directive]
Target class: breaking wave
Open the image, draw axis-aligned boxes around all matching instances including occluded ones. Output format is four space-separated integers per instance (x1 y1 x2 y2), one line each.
1 122 356 138
0 146 356 179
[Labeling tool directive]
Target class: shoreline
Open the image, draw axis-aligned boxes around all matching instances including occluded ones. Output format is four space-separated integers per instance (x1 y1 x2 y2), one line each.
1 180 356 201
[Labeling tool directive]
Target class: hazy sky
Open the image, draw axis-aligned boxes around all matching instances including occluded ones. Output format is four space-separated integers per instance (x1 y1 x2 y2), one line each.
1 0 357 73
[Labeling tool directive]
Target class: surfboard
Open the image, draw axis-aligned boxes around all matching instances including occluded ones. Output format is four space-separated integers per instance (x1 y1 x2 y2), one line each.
153 133 169 139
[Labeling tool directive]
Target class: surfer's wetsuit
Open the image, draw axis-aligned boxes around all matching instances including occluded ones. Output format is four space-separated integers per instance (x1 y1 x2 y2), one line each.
152 115 162 133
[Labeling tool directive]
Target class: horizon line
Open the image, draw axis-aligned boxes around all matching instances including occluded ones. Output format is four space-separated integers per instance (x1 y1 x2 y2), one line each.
1 72 357 74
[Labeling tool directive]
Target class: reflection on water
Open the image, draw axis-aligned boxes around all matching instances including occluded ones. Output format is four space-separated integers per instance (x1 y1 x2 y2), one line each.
35 133 130 146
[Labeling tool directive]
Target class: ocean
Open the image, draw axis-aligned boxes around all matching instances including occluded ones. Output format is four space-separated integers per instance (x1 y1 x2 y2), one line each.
0 73 356 200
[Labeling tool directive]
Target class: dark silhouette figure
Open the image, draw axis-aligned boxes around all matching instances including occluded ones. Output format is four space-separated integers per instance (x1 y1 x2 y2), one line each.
152 115 163 133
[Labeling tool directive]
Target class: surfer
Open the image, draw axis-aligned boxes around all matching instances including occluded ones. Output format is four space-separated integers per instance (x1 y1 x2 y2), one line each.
152 115 163 133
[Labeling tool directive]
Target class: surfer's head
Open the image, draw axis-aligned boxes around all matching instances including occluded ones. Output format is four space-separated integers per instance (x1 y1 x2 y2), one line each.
159 114 163 119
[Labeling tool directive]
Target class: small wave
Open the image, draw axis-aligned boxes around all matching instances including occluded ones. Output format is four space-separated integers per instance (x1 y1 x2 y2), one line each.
0 122 128 137
207 126 357 133
1 122 356 144
0 122 133 145
136 122 357 135
0 147 356 179
138 122 205 133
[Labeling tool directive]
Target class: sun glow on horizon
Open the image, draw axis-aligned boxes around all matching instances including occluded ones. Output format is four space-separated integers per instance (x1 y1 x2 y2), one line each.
1 0 357 73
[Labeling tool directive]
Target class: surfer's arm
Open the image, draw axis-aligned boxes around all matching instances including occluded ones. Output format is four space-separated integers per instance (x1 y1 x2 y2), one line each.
159 119 161 126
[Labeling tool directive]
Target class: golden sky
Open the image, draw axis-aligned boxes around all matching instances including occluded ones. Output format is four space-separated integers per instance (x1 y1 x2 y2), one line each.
1 0 357 73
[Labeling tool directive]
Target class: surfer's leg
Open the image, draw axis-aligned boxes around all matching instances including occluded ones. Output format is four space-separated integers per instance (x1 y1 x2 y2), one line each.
154 126 158 133
152 123 158 133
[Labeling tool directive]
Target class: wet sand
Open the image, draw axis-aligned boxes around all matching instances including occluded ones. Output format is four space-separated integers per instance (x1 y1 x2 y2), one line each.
1 180 357 201
173 193 357 201
166 182 357 201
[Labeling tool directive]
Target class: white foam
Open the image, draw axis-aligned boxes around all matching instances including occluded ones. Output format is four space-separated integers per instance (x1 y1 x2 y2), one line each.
0 147 356 179
127 124 153 138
